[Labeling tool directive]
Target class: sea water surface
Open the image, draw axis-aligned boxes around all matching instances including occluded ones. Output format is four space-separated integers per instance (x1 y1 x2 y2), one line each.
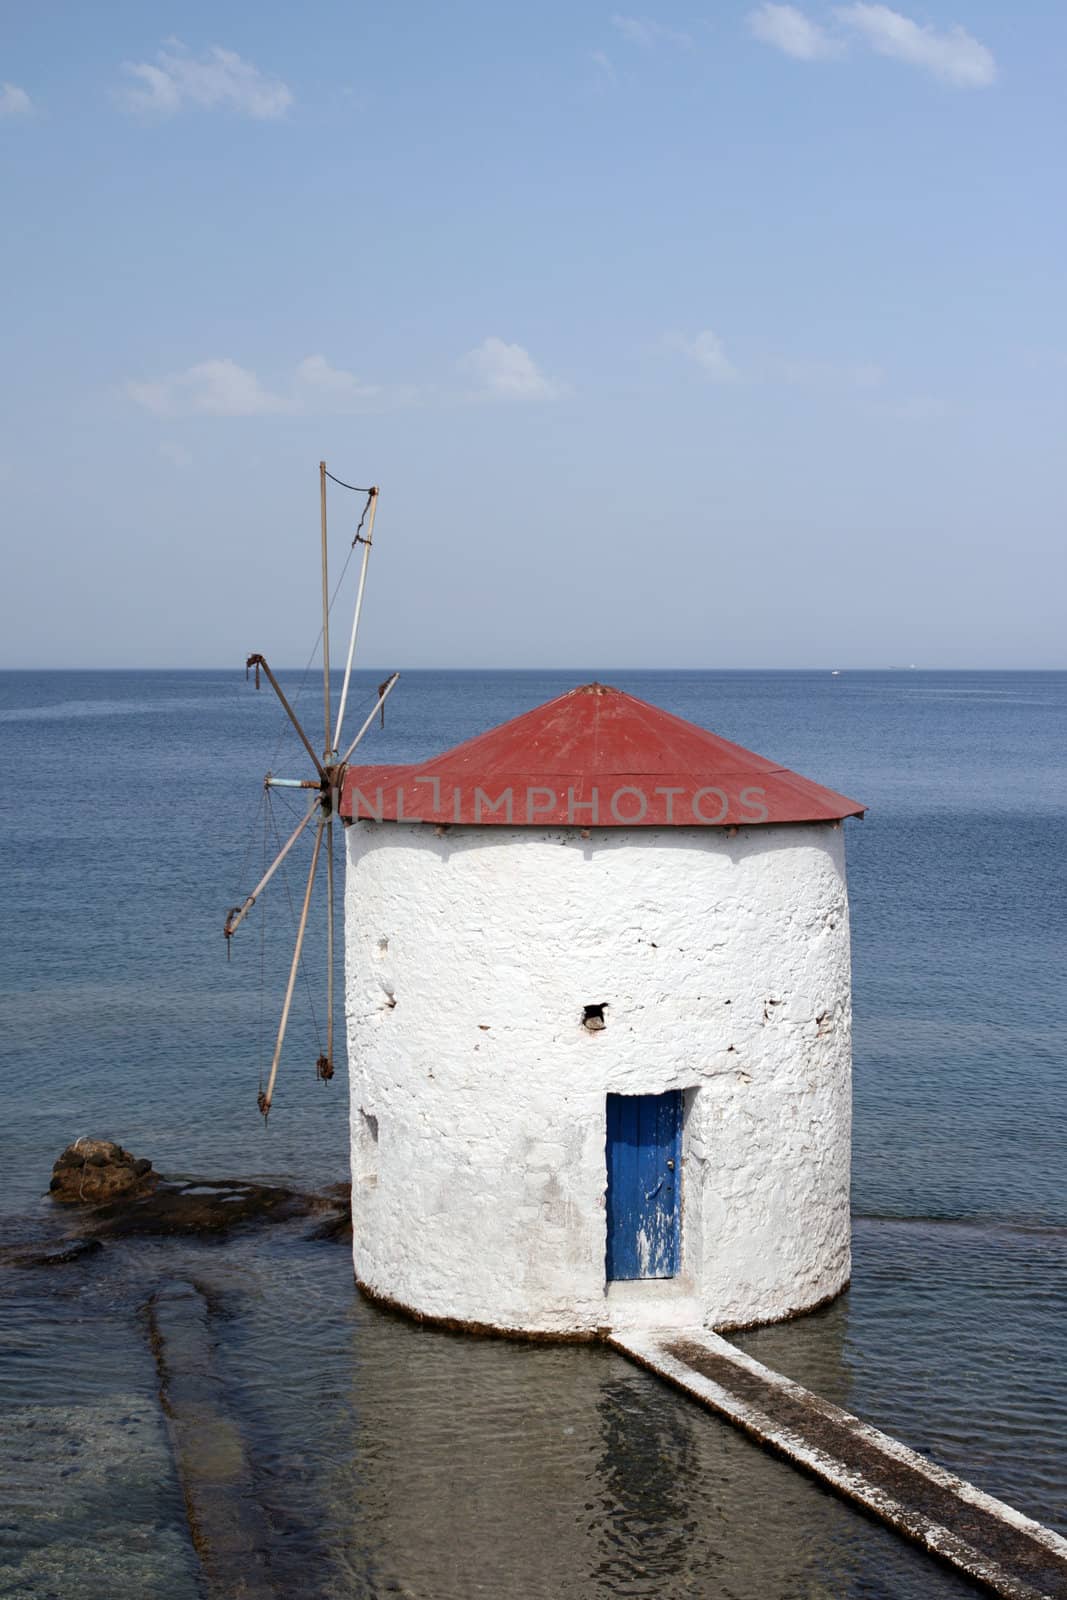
1 668 1065 1598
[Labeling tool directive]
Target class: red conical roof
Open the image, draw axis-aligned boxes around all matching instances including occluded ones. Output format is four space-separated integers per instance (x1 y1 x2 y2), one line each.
340 682 865 828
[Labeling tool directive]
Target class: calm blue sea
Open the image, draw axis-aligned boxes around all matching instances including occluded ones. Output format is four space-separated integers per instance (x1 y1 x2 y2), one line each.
1 668 1065 1598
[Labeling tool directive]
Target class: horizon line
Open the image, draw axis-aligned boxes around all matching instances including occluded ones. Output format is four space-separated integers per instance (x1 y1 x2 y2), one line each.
2 664 1066 675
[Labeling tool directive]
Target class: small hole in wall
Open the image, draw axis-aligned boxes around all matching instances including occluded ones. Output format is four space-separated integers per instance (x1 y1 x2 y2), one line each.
360 1108 379 1143
582 1003 607 1032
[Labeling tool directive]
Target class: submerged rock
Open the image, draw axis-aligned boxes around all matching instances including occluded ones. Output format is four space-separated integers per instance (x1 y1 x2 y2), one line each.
44 1141 351 1242
50 1138 156 1205
86 1176 313 1238
8 1236 105 1269
149 1280 275 1598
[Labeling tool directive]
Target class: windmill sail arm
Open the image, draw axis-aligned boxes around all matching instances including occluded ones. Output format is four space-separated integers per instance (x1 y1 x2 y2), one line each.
245 654 326 780
334 485 379 752
337 672 400 766
224 798 320 942
259 811 326 1119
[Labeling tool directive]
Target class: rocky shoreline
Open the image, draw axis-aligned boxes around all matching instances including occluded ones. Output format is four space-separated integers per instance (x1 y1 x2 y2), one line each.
1 1139 350 1270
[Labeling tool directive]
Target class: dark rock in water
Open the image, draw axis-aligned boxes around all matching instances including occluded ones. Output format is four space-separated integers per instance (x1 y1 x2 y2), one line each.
5 1236 105 1269
46 1141 351 1242
85 1177 314 1238
50 1139 157 1205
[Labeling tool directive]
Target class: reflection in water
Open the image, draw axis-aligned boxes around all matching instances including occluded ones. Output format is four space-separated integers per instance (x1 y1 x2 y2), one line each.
596 1370 703 1590
0 1216 1030 1600
213 1233 972 1600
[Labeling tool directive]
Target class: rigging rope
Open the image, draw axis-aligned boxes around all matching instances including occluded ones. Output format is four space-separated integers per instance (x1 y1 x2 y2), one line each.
324 469 370 493
350 490 373 547
230 784 268 934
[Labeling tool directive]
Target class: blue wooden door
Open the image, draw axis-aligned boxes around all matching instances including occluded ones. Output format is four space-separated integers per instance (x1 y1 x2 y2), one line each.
605 1091 682 1280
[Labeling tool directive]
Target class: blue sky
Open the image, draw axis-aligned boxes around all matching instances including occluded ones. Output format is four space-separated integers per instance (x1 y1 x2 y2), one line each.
1 2 1063 667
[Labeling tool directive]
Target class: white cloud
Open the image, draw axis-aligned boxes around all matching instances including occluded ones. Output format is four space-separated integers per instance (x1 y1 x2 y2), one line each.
748 4 995 85
294 355 420 411
128 359 288 417
0 82 33 117
671 330 737 381
128 354 406 417
130 345 559 417
295 354 380 406
747 4 841 60
118 41 293 119
610 14 692 48
835 4 996 86
669 336 891 393
460 338 559 400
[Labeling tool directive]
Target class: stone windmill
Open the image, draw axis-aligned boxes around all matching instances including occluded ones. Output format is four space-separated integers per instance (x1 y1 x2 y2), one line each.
338 683 865 1335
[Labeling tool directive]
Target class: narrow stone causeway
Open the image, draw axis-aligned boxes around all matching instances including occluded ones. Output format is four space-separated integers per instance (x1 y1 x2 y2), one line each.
611 1329 1067 1600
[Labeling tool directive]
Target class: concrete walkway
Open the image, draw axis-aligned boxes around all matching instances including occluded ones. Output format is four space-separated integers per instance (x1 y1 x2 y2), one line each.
611 1328 1067 1600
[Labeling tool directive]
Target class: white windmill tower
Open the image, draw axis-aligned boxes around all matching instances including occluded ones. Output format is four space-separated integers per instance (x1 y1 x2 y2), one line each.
224 462 397 1119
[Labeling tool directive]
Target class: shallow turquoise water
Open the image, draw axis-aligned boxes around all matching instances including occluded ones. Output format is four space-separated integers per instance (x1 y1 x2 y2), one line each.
1 668 1064 1596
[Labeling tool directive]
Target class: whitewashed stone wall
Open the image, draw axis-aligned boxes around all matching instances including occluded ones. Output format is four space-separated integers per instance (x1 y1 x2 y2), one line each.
343 821 853 1336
